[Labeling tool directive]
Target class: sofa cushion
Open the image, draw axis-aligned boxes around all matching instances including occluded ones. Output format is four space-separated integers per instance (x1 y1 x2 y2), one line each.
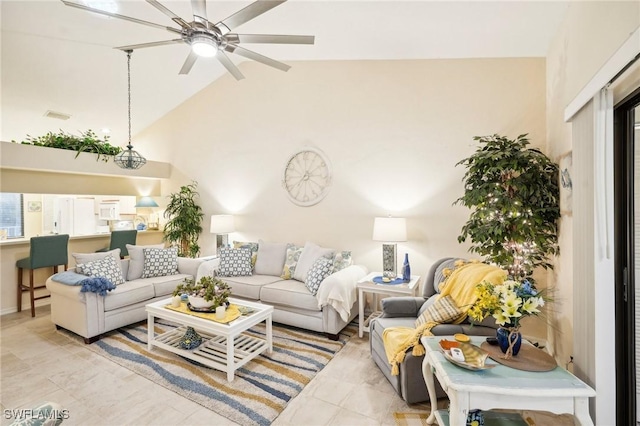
126 243 165 280
305 257 333 296
78 255 125 285
141 247 178 278
415 295 461 327
73 249 121 274
260 279 321 312
281 243 303 280
254 240 287 276
143 273 192 298
293 242 336 282
103 280 155 311
219 247 253 277
332 250 353 272
233 241 259 268
222 275 282 300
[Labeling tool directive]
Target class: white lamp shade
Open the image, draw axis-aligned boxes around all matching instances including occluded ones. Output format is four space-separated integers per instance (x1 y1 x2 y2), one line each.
135 196 159 208
210 215 235 234
372 217 407 242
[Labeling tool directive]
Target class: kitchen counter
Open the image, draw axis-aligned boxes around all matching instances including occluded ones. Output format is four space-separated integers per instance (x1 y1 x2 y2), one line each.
0 230 164 246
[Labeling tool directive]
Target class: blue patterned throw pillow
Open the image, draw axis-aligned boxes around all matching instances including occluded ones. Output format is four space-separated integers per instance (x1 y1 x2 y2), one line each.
218 247 252 277
281 243 304 280
77 255 125 285
141 247 178 278
305 257 333 296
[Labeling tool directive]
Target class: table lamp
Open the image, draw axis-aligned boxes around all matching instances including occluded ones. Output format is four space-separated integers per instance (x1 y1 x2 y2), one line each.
372 217 407 279
135 196 159 230
210 214 236 254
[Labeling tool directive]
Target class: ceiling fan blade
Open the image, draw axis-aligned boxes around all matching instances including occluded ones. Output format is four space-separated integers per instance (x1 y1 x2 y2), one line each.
216 51 245 81
60 0 182 34
216 0 286 34
191 0 208 26
115 39 184 51
145 0 191 28
226 44 290 72
179 50 199 75
228 34 314 45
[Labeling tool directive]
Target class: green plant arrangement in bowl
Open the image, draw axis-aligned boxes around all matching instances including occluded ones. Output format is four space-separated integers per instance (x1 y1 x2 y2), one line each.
13 129 122 162
173 276 231 309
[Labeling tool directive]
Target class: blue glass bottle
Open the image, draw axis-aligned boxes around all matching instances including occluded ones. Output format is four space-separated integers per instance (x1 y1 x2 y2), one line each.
402 253 411 282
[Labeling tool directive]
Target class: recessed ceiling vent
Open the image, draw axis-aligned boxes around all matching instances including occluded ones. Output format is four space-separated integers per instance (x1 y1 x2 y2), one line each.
44 110 71 120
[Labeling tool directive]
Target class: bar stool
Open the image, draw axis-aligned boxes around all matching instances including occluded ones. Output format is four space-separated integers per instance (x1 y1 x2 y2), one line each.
16 234 69 317
96 230 137 258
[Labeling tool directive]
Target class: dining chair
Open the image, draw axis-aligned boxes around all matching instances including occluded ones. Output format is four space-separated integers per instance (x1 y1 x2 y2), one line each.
16 234 69 317
96 230 137 258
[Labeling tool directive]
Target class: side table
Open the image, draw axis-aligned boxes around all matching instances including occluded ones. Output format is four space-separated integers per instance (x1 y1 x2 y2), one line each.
420 335 596 426
357 272 421 338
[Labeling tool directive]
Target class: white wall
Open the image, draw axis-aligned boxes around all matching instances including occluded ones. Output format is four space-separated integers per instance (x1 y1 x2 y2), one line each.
546 1 640 423
138 57 548 337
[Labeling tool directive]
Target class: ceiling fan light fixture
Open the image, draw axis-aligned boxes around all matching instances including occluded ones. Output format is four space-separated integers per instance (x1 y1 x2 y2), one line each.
191 35 217 58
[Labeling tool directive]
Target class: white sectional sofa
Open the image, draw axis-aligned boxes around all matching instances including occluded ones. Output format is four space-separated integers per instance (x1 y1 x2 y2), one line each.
46 247 203 343
198 243 368 339
46 240 367 343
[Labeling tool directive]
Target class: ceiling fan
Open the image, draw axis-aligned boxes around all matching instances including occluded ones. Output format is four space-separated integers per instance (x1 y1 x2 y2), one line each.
61 0 315 80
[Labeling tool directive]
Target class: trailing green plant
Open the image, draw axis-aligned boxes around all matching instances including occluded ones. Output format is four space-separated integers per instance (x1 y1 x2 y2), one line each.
173 276 231 307
12 129 122 162
454 134 560 278
163 181 204 258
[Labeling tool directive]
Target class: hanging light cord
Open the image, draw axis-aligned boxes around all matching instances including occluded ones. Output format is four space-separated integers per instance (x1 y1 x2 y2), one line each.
126 49 133 149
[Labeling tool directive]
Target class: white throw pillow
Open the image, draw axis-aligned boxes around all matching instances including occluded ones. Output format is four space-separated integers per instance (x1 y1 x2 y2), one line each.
73 249 121 275
292 242 336 282
254 240 288 276
305 257 333 296
126 243 165 281
79 255 125 285
141 247 178 278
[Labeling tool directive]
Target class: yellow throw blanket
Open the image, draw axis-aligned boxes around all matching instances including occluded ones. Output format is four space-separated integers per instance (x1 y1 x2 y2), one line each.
382 261 507 375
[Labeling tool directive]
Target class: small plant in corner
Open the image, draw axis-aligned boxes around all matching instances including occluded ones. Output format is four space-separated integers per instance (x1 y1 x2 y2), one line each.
163 181 204 257
173 276 231 308
13 129 122 162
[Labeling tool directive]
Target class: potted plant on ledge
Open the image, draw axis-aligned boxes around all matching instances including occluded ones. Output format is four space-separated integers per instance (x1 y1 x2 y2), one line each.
173 276 232 311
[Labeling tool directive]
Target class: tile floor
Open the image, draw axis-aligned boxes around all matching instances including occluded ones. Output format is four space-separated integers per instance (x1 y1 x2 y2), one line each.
1 306 577 425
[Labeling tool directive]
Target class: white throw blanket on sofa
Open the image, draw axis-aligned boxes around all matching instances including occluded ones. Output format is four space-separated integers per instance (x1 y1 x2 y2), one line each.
316 265 368 322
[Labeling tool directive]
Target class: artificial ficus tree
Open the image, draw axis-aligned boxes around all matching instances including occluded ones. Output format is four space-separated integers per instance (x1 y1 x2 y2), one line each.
455 134 560 278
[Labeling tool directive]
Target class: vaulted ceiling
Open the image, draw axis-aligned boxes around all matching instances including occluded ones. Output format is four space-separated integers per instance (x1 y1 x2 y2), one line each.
1 1 569 149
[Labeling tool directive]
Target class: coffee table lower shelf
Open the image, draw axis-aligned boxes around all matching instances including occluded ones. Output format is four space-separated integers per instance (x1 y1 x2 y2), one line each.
149 325 269 380
435 409 527 426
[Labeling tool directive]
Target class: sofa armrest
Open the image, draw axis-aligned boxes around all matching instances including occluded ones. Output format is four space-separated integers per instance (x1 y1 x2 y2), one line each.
380 297 427 318
177 257 205 278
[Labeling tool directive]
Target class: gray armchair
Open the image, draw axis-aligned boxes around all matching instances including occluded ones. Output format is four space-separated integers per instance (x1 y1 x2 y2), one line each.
369 257 499 403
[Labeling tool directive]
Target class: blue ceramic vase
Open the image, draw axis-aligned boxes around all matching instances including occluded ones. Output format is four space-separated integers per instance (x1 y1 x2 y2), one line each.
467 409 484 426
496 327 522 356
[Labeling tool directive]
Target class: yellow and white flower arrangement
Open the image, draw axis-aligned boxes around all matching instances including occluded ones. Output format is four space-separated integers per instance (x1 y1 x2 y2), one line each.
468 279 546 328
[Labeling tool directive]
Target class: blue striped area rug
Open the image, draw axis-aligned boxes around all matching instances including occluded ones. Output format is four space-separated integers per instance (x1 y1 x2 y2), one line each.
82 320 355 426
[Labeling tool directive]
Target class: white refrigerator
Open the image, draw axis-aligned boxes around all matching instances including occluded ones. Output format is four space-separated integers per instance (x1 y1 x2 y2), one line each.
54 197 96 235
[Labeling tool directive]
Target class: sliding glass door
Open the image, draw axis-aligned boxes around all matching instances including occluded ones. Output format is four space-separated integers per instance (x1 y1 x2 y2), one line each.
614 88 640 426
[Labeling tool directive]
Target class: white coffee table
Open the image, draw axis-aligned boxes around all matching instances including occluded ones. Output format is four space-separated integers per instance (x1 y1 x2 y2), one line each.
146 297 273 381
420 335 596 426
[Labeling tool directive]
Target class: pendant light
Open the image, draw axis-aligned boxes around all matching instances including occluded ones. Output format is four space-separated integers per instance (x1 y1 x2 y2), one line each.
114 49 146 170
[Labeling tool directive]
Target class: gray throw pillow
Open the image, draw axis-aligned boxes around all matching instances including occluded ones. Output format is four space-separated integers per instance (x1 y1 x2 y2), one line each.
73 249 121 275
218 247 252 277
126 243 165 281
293 242 336 282
141 247 178 278
78 255 125 285
254 240 288 276
305 257 333 296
